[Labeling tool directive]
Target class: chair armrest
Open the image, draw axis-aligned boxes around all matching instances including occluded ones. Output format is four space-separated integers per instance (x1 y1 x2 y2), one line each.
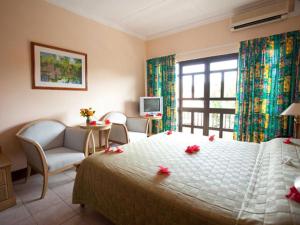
16 135 47 174
109 123 129 144
64 127 90 155
126 117 149 134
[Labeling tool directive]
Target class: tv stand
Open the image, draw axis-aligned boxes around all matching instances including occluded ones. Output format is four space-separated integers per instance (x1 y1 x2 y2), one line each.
143 115 162 136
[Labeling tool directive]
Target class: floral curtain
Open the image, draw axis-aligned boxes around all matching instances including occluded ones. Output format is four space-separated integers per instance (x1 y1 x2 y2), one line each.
234 30 300 143
147 55 176 133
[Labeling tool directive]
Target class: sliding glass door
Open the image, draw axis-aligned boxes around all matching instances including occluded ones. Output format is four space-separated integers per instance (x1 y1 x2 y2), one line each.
178 53 238 139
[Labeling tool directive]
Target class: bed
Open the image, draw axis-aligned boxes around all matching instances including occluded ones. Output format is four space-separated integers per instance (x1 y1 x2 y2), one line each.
73 132 300 225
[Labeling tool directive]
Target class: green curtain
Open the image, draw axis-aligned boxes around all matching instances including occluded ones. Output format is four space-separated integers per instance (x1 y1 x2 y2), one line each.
234 31 300 143
147 55 176 133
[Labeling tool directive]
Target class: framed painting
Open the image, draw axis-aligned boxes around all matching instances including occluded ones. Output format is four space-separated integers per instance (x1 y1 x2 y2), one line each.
31 42 87 90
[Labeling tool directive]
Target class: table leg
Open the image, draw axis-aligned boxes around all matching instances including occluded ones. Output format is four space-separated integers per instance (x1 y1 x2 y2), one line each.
148 119 152 136
99 130 103 149
83 129 94 155
90 131 96 154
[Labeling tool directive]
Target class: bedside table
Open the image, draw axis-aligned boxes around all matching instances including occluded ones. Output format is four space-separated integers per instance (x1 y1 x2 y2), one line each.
0 147 16 211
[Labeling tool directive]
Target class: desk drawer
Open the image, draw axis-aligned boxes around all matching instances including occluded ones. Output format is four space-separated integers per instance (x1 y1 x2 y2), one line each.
0 169 6 186
0 185 8 201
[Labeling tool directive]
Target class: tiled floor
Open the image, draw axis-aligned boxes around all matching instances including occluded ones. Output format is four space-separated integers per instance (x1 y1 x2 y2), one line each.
0 169 114 225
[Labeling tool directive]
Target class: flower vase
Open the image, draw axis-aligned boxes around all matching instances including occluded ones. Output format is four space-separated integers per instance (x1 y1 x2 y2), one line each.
86 117 91 125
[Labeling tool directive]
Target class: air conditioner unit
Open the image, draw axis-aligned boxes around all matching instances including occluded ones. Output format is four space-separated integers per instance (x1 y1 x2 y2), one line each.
230 0 295 31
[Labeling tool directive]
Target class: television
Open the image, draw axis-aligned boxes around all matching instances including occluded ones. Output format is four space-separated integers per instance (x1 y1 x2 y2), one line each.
140 97 163 116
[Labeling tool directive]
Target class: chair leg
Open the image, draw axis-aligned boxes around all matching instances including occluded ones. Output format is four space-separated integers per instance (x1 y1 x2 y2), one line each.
41 173 48 199
25 165 31 183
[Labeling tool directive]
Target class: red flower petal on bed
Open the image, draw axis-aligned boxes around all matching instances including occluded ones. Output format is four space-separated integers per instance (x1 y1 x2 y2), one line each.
105 119 111 125
209 135 215 142
114 148 123 153
185 147 194 154
283 138 292 144
145 113 150 117
157 113 162 116
286 186 300 203
158 166 170 175
166 130 172 135
192 145 200 152
185 145 200 154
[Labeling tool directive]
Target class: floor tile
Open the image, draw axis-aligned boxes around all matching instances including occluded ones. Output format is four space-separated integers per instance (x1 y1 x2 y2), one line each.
1 171 116 225
23 189 63 215
63 168 77 179
11 216 37 225
62 194 81 213
0 202 31 225
61 213 112 225
60 215 86 225
32 201 76 225
13 175 43 193
79 207 114 225
15 184 46 202
48 173 74 189
51 180 74 200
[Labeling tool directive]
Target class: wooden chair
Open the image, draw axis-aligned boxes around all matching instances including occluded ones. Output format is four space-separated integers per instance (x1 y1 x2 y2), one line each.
100 112 149 145
16 119 92 199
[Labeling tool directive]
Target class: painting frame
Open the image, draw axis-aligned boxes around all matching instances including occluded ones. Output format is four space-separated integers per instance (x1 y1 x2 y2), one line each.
31 42 88 91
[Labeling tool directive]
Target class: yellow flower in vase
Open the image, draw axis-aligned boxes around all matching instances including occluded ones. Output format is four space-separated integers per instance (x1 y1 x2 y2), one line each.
80 107 96 124
87 110 94 116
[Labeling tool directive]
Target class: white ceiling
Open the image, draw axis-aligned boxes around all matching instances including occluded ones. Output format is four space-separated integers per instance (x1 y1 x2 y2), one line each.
46 0 297 40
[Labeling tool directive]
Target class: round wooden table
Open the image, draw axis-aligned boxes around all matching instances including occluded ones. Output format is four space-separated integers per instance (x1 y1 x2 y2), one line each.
80 123 111 153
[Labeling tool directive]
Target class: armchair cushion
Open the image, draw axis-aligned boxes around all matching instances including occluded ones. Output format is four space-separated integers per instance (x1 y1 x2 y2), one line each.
126 117 148 133
45 147 85 172
21 121 65 150
128 132 147 143
64 127 87 152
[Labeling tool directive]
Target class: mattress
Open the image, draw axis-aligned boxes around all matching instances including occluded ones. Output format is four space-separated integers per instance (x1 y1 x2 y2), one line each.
73 132 300 225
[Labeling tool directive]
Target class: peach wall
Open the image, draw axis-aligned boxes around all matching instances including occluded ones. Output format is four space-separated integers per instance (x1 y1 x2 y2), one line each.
146 16 300 61
0 0 146 171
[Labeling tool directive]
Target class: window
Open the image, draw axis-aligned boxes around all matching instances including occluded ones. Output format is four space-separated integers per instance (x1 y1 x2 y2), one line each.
178 53 238 140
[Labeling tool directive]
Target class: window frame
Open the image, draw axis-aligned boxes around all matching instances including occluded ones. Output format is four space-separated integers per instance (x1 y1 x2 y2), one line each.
178 53 238 137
